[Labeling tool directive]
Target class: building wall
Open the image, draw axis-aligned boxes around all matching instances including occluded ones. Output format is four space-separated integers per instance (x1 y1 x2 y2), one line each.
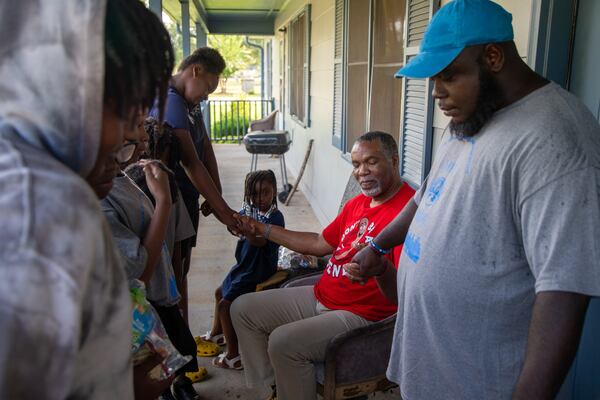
271 0 534 225
271 0 352 226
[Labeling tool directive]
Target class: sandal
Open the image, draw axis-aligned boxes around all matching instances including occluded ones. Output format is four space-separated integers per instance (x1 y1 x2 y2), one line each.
212 353 243 370
197 331 226 346
185 367 208 383
195 338 220 357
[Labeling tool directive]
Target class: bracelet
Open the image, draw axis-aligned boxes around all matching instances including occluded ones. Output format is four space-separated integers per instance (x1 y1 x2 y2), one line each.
263 224 272 240
369 240 391 256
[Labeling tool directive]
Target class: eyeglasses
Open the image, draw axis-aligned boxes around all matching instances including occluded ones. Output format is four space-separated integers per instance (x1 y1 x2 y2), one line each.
115 140 139 164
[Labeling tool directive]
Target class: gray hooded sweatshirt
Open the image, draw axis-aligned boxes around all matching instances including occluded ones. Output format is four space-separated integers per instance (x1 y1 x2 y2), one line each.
0 1 133 399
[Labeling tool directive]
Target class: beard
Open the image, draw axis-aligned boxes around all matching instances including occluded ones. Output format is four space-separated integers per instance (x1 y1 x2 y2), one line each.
449 67 503 139
360 181 382 197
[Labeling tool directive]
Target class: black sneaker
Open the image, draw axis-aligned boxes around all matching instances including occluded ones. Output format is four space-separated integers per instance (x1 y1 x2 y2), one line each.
172 376 200 400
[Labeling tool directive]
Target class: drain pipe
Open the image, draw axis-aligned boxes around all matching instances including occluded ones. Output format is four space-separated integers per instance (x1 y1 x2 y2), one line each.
244 36 264 100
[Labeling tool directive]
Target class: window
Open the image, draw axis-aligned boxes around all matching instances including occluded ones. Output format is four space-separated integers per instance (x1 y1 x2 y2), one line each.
369 0 405 137
289 5 311 126
333 0 437 188
332 0 406 152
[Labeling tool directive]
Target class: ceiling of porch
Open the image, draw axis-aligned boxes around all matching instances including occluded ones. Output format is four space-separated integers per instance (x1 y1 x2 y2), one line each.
162 0 288 35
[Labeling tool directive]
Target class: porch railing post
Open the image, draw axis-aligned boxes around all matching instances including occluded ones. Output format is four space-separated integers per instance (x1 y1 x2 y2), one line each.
219 101 224 142
225 100 230 142
235 100 241 142
203 101 211 140
242 101 247 135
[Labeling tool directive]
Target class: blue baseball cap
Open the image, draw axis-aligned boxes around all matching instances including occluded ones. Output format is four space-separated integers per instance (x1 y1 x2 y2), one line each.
396 0 513 79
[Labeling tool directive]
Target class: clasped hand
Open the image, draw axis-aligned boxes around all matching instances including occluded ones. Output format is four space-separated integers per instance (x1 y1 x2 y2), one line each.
342 244 388 284
231 214 263 238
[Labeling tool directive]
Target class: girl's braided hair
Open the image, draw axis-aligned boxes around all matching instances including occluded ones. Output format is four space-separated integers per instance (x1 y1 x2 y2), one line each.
143 117 181 172
126 118 181 204
244 170 278 210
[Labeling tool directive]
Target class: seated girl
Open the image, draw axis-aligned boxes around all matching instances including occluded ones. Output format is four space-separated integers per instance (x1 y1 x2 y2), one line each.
203 170 285 370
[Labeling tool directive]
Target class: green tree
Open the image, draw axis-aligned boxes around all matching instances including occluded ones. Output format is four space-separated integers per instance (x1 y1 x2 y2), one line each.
208 35 259 93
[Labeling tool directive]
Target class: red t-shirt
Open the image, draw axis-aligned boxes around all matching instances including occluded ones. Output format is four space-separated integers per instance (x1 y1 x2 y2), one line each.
314 184 415 321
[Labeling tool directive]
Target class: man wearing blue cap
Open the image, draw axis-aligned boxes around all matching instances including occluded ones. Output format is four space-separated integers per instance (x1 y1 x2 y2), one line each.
345 0 600 399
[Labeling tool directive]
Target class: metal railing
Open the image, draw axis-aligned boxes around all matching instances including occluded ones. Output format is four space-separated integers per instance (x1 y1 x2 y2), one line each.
202 98 275 143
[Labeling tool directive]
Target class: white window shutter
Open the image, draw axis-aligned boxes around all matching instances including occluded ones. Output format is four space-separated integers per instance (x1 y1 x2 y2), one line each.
399 0 437 188
303 4 311 127
332 0 345 149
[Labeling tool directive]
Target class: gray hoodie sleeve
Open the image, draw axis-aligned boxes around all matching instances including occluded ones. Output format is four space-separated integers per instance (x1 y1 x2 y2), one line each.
103 208 148 280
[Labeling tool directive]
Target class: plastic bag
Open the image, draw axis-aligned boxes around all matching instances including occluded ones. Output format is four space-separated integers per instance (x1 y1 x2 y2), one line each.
130 280 192 380
278 247 318 270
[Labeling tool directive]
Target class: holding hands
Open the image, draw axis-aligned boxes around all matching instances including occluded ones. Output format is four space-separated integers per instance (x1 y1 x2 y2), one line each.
217 208 240 232
343 244 389 284
234 214 266 238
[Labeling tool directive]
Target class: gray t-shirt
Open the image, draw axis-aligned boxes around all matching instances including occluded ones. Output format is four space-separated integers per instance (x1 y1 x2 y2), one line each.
388 83 600 400
101 174 180 306
166 189 196 257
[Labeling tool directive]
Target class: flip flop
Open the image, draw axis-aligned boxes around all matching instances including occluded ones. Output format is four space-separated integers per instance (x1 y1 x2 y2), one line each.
212 353 243 370
185 367 208 383
195 338 220 357
197 331 226 346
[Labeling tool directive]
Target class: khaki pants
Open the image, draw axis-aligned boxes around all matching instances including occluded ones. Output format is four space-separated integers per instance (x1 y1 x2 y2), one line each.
230 286 372 400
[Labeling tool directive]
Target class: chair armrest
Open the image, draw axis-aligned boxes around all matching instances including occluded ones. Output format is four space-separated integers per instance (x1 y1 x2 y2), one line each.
325 314 397 386
281 271 323 288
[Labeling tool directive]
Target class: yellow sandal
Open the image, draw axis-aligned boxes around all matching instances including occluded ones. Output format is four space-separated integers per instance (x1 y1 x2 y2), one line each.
194 337 220 357
185 367 208 383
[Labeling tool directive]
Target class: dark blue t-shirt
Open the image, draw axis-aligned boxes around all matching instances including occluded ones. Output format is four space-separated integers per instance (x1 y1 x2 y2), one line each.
149 87 207 201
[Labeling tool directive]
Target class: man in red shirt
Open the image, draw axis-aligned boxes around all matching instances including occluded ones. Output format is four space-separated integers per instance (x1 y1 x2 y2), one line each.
231 131 415 400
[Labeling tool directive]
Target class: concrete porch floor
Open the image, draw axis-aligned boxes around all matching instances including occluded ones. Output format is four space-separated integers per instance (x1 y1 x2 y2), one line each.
187 144 399 399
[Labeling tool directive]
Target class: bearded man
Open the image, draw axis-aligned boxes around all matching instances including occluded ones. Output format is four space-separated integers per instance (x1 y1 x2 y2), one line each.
349 1 600 399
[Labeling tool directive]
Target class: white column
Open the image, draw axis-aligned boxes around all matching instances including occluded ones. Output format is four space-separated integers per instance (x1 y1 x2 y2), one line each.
149 0 162 17
180 0 191 57
196 22 207 48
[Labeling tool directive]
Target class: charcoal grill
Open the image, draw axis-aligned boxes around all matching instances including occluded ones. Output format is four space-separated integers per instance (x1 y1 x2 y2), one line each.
243 130 293 202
